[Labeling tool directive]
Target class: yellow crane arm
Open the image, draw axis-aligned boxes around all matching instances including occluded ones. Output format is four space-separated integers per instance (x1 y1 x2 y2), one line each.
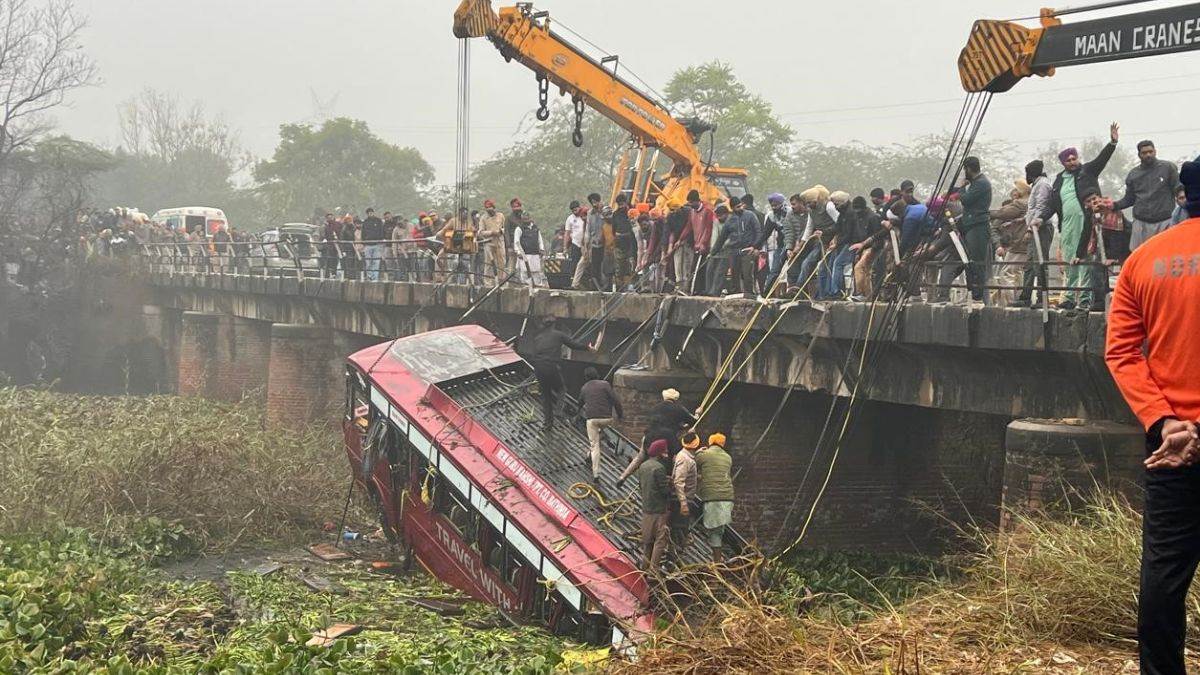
453 0 704 173
959 2 1200 93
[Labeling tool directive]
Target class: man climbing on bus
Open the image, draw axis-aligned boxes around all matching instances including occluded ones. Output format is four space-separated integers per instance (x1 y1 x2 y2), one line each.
523 316 594 431
639 438 672 575
616 388 696 486
579 367 623 484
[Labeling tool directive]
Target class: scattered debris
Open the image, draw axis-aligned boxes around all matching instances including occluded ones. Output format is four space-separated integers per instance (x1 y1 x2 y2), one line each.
300 574 344 594
407 597 468 616
249 561 284 576
307 543 352 561
369 561 406 577
305 623 362 647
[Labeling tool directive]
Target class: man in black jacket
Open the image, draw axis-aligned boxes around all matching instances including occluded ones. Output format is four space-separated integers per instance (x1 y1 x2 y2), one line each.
522 316 594 431
759 193 789 291
1117 139 1181 250
708 201 758 296
361 208 386 281
1034 123 1119 311
617 387 696 486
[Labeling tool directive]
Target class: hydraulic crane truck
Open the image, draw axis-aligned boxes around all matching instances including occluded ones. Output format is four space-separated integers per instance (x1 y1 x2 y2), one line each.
453 0 749 207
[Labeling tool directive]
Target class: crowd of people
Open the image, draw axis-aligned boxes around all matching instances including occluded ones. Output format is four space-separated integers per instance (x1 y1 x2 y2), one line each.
44 123 1192 316
296 122 1187 313
554 124 1190 311
71 207 256 263
311 198 552 286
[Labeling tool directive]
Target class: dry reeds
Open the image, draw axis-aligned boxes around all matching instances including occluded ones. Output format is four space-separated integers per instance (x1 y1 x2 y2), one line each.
0 387 346 552
617 494 1198 673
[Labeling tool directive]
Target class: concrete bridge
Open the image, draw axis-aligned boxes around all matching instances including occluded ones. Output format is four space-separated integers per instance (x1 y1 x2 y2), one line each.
0 265 1145 554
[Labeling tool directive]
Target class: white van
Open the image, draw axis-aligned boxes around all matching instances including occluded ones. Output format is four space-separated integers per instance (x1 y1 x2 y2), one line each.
150 207 229 238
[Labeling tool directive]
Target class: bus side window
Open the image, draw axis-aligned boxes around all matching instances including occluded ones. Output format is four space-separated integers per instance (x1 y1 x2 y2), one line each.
431 474 450 515
531 581 548 623
411 452 435 505
504 548 524 587
437 480 477 542
386 422 411 486
481 524 502 571
345 368 367 420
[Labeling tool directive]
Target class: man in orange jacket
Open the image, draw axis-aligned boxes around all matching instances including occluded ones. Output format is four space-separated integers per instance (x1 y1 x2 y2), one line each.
1105 153 1200 675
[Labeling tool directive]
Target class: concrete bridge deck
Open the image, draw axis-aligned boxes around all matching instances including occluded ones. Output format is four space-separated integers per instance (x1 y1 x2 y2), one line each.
142 270 1128 423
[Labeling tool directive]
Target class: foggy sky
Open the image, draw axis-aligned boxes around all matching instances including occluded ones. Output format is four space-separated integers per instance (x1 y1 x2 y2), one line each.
54 0 1200 184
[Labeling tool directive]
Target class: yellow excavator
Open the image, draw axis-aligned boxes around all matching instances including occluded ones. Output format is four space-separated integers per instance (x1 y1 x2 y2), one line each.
453 0 748 207
959 1 1200 93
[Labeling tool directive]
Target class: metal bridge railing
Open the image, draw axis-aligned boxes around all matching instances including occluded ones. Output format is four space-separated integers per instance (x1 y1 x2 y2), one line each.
917 258 1118 308
139 238 544 287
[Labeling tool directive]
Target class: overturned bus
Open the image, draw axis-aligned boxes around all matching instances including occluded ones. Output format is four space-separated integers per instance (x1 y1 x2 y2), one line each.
342 325 745 649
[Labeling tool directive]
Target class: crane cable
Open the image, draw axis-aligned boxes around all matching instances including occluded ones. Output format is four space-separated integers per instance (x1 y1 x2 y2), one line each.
690 237 832 428
1005 0 1160 21
770 91 995 558
455 37 472 215
777 95 992 553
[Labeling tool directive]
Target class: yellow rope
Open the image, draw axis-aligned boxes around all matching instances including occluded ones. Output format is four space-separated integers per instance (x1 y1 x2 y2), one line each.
567 482 639 537
694 241 830 426
771 276 888 562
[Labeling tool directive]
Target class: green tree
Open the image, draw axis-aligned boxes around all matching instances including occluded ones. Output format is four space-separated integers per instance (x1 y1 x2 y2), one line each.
469 105 625 228
663 61 794 192
0 135 114 286
253 118 434 225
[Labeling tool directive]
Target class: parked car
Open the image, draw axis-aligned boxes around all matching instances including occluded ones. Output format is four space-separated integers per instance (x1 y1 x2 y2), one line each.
253 223 320 275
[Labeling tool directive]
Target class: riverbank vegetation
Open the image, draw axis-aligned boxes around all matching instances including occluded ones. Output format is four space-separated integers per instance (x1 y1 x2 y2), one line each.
624 495 1196 673
0 387 1186 672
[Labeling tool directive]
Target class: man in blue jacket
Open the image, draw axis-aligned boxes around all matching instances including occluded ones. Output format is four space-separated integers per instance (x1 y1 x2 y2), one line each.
706 203 758 296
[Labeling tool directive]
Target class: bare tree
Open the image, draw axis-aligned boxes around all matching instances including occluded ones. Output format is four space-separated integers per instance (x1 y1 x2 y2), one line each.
0 0 97 168
118 88 246 169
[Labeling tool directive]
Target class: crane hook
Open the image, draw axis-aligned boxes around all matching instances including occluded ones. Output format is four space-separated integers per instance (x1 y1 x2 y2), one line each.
535 74 550 121
571 96 584 147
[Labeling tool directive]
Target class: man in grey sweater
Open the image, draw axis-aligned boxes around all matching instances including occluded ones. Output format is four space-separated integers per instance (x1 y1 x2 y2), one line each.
579 367 623 483
1116 140 1181 250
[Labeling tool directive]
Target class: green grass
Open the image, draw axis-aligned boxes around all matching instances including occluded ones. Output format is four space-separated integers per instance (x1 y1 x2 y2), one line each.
0 531 569 673
768 549 957 623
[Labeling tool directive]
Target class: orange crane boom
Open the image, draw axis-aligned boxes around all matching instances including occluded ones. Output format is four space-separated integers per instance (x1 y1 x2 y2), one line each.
454 0 747 206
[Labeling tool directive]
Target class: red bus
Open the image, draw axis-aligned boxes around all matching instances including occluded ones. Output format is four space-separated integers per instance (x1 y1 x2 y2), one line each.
342 325 744 649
